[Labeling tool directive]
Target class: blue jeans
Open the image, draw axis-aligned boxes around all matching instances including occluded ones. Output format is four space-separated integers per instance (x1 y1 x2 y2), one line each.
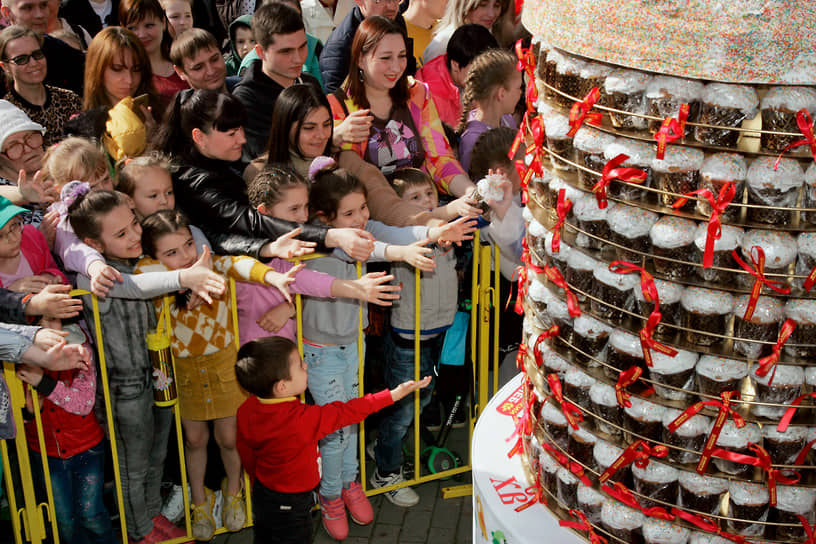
30 442 114 544
375 332 440 473
303 342 361 499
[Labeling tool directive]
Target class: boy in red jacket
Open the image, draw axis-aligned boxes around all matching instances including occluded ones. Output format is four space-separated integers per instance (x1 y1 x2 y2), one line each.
235 337 430 544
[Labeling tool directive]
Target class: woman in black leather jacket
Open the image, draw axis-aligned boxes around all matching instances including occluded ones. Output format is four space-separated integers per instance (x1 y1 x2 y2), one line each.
152 89 375 261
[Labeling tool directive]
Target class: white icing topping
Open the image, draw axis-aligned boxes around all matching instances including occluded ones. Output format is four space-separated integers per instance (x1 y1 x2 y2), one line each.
624 396 666 422
696 355 749 380
632 460 679 483
549 176 585 204
604 138 657 166
741 229 797 268
760 86 816 111
601 499 644 530
642 518 690 544
545 231 572 261
605 69 652 94
728 481 769 505
774 486 816 514
689 531 732 544
662 407 710 436
594 440 624 468
678 472 729 495
574 314 613 338
763 424 808 442
568 424 597 444
716 421 761 448
651 145 705 172
543 350 571 373
694 223 743 252
555 51 587 75
567 250 601 271
633 278 684 305
785 298 816 325
646 76 705 102
542 109 572 139
680 287 734 314
807 162 816 187
541 400 568 425
734 295 784 324
700 153 748 182
539 449 560 473
528 218 549 238
610 328 642 358
753 364 804 386
607 204 659 239
806 367 816 386
573 126 617 154
523 205 534 223
546 296 572 321
746 157 806 192
578 484 605 506
574 193 615 221
701 83 759 116
650 216 697 248
566 367 597 388
579 62 612 79
557 466 579 485
589 382 617 407
797 232 816 257
527 278 550 303
650 349 698 374
594 264 640 290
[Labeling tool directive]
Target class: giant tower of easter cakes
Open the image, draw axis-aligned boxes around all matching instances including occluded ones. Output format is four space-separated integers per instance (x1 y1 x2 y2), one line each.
516 2 816 544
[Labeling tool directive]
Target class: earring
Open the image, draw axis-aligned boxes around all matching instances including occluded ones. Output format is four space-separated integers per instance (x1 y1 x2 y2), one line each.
358 68 364 82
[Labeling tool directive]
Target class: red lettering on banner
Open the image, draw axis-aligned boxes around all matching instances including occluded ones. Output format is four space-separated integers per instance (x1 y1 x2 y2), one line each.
496 383 525 416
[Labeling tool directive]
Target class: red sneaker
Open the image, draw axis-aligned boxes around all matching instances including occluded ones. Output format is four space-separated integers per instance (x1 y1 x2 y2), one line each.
341 482 374 525
153 515 189 540
319 493 349 540
131 525 165 544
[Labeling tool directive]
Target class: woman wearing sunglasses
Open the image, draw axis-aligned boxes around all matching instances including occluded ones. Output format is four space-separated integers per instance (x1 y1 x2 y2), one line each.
0 25 83 147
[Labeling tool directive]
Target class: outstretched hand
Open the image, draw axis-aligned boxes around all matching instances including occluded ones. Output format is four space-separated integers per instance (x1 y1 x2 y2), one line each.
430 215 477 246
264 262 305 303
355 271 401 306
390 376 433 402
178 246 226 305
261 227 317 259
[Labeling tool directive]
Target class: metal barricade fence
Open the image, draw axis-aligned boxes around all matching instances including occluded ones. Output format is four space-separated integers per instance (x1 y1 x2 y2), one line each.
1 239 505 542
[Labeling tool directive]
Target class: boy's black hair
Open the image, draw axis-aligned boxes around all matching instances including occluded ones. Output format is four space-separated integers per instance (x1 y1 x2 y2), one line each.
468 126 517 182
235 337 299 397
252 3 304 49
385 167 434 198
446 24 499 73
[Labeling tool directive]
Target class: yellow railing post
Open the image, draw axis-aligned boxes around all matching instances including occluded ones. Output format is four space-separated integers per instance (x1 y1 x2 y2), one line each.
412 266 421 485
477 242 492 418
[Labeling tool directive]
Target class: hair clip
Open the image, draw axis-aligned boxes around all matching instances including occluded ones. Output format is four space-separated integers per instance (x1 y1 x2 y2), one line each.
61 180 91 207
307 155 337 182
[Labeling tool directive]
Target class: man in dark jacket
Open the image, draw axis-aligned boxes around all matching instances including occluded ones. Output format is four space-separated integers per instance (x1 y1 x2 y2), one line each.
232 2 321 160
1 0 85 94
319 0 414 93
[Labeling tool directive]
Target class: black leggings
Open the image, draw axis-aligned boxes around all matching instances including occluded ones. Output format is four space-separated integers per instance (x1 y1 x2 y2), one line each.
252 481 315 544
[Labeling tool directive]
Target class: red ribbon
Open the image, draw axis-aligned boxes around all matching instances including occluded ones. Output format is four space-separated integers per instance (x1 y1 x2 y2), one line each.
608 261 659 313
601 482 675 520
531 326 560 367
672 183 736 268
804 263 816 292
731 246 791 321
515 469 547 512
599 440 669 483
654 104 690 160
515 342 528 370
777 392 816 432
747 442 799 506
514 40 538 112
520 236 546 274
559 510 607 544
546 373 583 430
543 265 582 317
794 437 816 466
509 111 528 162
668 390 743 474
567 87 603 137
615 366 643 408
551 188 573 253
755 318 796 384
506 377 534 458
670 509 747 544
639 310 678 368
798 514 816 544
512 265 528 316
773 109 816 168
539 442 593 487
592 154 647 209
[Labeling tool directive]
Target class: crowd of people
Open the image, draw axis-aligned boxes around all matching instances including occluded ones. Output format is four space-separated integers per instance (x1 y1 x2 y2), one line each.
0 0 530 541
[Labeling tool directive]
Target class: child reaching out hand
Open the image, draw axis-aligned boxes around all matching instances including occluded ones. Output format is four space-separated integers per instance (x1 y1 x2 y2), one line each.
235 336 431 544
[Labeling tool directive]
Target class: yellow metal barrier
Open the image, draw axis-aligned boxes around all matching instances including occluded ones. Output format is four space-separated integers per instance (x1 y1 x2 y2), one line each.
2 240 505 542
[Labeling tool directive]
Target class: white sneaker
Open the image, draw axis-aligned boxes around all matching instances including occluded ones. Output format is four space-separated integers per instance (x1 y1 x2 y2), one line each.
161 485 186 525
370 469 419 507
365 441 376 461
212 490 224 529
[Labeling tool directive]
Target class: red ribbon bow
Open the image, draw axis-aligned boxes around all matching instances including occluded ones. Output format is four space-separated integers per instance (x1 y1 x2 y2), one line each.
516 342 528 370
773 109 816 168
615 366 643 408
747 442 800 507
673 182 736 268
515 469 547 512
592 154 647 209
546 373 583 430
551 188 573 253
601 482 675 520
567 87 603 137
654 104 690 160
512 265 528 316
559 510 607 544
506 379 534 458
668 390 744 474
514 40 538 112
520 236 546 274
608 261 659 313
599 439 669 483
731 246 791 321
755 318 796 384
539 441 593 487
804 263 816 292
670 509 747 544
639 310 678 367
543 265 582 317
777 392 816 432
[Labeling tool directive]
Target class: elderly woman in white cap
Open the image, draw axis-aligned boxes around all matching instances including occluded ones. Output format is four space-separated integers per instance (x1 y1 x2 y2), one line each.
0 99 53 226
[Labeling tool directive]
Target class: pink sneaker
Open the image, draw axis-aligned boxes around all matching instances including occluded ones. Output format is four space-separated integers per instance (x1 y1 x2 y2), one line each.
152 515 189 540
319 493 349 540
342 482 373 525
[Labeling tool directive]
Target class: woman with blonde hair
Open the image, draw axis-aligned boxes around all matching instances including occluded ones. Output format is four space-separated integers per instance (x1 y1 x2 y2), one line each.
422 0 508 64
82 26 158 113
